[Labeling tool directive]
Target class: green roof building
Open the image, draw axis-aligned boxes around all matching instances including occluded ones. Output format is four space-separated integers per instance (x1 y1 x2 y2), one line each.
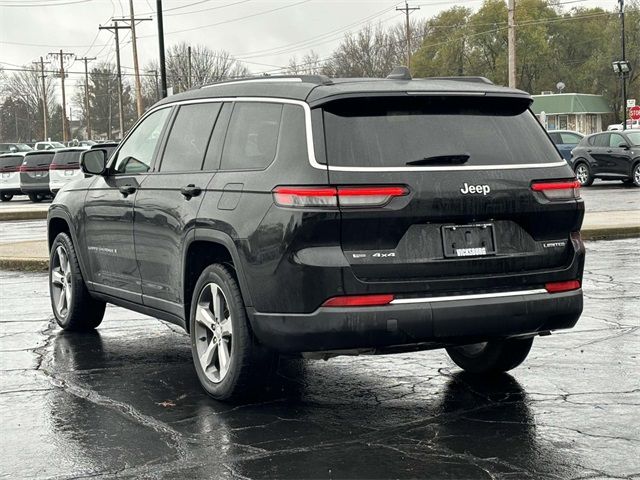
531 93 612 134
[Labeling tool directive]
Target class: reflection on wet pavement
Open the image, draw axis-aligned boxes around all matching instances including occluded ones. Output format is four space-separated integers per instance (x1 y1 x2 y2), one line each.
1 239 638 479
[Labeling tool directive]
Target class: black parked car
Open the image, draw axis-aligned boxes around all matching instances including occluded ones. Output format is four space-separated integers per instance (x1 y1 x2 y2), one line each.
21 150 55 202
570 131 640 186
47 72 585 401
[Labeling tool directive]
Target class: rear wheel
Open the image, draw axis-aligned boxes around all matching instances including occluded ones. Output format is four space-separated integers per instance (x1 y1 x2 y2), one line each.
28 193 42 203
574 162 593 186
0 193 12 202
190 264 276 401
446 337 534 374
49 232 106 331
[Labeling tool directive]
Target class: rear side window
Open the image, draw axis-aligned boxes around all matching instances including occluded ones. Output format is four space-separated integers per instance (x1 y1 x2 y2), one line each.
560 132 581 144
51 151 82 166
24 152 54 167
591 134 609 147
160 102 222 172
221 102 283 170
320 96 562 168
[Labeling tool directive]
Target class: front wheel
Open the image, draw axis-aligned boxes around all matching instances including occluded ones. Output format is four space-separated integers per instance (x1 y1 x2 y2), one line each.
446 337 534 374
632 163 640 187
0 193 12 202
574 162 593 186
49 232 106 331
28 193 42 203
190 264 276 401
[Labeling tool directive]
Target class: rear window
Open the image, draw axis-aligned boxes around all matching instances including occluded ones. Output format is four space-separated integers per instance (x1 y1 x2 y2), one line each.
51 151 82 166
0 155 23 169
320 96 562 168
24 152 55 167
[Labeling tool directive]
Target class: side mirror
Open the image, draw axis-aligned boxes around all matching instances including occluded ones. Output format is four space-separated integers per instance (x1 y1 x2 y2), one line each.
618 143 630 150
81 149 108 176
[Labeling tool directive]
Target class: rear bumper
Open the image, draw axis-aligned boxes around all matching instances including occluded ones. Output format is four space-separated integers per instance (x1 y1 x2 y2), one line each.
0 188 22 195
20 184 51 194
248 289 582 353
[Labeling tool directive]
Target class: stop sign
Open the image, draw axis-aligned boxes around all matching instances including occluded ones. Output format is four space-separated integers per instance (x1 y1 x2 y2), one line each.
630 105 640 120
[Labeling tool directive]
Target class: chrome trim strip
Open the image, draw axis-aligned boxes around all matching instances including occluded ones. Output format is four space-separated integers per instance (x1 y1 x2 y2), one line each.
202 78 303 88
140 96 568 173
390 289 547 305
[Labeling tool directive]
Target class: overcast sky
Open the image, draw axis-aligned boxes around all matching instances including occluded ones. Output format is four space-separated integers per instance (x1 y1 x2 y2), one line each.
0 0 614 114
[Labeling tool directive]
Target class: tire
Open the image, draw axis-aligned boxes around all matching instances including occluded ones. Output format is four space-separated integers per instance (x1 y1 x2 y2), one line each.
189 264 276 401
49 232 106 331
632 163 640 187
574 162 593 186
28 193 42 203
446 337 534 374
0 193 12 202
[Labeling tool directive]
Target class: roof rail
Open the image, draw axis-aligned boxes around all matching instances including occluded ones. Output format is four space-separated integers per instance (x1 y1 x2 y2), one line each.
202 74 333 89
427 76 494 85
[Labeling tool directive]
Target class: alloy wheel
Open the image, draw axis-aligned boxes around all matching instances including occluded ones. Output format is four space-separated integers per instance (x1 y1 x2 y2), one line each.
51 246 72 317
194 283 233 383
634 165 640 186
576 165 589 185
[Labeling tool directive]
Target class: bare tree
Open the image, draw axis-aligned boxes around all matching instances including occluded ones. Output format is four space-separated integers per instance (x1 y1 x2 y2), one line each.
165 42 250 93
287 51 323 75
0 66 57 140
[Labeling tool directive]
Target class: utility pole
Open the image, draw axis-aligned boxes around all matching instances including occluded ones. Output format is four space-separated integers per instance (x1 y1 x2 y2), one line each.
99 21 130 139
33 57 49 140
619 0 627 130
396 2 420 71
157 0 168 98
508 0 516 88
188 45 192 89
48 50 75 142
114 6 152 118
77 57 96 139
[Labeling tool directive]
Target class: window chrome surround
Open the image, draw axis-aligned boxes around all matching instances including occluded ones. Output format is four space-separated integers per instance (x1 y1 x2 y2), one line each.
390 289 548 305
137 97 568 173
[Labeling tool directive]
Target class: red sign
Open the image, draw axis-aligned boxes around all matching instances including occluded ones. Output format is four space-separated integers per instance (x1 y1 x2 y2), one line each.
630 106 640 120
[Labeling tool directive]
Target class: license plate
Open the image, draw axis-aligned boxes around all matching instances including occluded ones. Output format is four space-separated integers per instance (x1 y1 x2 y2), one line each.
64 169 75 176
442 223 497 258
35 171 43 177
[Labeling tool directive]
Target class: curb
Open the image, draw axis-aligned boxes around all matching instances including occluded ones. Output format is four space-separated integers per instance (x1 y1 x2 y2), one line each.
1 226 638 274
0 210 48 221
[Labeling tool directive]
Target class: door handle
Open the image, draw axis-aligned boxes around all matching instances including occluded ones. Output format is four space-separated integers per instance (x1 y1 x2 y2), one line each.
119 185 136 197
180 184 202 199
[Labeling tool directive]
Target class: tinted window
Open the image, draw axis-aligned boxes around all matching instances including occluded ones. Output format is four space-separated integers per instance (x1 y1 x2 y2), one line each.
560 132 582 144
160 102 222 172
114 108 171 174
548 132 561 144
24 152 54 167
321 96 561 167
51 151 82 166
592 134 609 147
221 102 283 170
203 103 232 171
609 133 626 148
0 155 23 169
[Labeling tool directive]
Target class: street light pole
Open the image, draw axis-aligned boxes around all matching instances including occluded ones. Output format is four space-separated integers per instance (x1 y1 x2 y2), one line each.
619 0 627 130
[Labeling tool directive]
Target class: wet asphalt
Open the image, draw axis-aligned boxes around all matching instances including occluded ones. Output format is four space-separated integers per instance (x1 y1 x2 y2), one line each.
0 238 638 479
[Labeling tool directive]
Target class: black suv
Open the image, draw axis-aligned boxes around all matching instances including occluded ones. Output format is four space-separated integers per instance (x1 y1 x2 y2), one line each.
48 73 585 400
570 130 640 186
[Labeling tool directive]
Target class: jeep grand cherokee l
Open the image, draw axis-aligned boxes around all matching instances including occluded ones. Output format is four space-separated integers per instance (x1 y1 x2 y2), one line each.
47 72 584 401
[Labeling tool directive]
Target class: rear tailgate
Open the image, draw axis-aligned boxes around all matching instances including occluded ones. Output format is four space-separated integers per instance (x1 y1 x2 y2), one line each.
318 95 583 293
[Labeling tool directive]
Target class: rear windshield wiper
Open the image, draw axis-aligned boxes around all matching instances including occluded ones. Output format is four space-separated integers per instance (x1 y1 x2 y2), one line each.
406 154 470 166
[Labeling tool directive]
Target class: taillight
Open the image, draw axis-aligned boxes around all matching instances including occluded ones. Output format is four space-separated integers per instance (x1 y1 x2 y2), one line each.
49 163 79 170
545 280 581 293
19 165 28 172
272 186 408 208
531 180 580 200
322 294 395 307
0 166 18 173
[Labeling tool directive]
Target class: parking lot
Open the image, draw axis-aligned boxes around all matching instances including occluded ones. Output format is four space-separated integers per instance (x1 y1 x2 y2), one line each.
1 235 638 478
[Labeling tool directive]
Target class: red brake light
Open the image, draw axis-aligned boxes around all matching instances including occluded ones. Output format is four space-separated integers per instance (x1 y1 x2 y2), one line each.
272 186 408 208
545 280 581 293
531 180 580 200
322 294 395 308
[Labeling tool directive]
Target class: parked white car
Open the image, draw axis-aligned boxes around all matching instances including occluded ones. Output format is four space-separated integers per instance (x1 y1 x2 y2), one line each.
607 120 640 131
35 141 65 151
49 147 88 194
0 152 27 201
